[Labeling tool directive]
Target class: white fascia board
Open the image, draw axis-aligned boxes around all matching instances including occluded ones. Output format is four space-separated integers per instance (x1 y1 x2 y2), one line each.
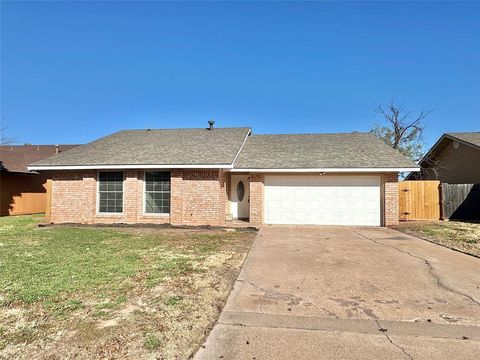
230 167 420 173
27 164 233 171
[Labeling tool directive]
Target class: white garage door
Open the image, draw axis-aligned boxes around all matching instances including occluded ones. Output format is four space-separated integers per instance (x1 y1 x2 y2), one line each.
264 175 381 226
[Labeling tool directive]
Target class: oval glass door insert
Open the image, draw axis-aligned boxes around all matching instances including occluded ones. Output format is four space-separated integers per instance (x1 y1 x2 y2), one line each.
237 181 245 201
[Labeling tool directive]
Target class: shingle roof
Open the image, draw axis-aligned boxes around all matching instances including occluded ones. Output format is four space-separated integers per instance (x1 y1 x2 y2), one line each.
1 145 79 173
233 132 417 169
30 128 251 167
446 132 480 148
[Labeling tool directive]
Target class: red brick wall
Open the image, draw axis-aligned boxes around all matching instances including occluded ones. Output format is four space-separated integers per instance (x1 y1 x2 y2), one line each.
383 172 399 226
50 169 226 226
171 169 226 226
225 171 232 221
51 171 95 223
249 173 264 224
50 170 400 227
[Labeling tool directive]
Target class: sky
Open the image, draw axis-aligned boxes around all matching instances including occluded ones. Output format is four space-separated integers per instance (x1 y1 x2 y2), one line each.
1 1 479 151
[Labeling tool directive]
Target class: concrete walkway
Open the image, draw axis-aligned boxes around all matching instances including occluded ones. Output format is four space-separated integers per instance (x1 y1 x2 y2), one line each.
194 226 480 360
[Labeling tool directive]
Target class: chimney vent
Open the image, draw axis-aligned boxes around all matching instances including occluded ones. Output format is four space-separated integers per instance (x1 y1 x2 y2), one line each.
208 120 215 130
55 144 59 154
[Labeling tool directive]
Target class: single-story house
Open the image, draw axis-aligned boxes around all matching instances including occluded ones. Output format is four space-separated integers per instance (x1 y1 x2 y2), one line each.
1 144 78 216
28 124 418 227
406 132 480 183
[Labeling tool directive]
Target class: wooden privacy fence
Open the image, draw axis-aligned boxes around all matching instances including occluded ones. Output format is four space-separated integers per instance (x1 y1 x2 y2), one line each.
441 183 480 220
398 180 441 221
0 174 52 216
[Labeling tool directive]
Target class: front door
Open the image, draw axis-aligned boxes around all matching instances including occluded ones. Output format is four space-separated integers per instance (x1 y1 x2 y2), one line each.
231 175 250 220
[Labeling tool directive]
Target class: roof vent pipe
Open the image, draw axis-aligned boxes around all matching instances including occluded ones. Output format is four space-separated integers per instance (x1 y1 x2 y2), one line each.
208 120 215 130
55 144 59 154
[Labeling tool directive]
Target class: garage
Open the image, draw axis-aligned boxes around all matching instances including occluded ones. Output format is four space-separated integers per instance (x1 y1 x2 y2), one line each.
264 175 381 226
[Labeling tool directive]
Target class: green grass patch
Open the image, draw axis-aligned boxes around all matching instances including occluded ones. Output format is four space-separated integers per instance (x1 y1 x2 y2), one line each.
143 333 162 350
398 221 480 257
164 295 183 306
0 216 203 306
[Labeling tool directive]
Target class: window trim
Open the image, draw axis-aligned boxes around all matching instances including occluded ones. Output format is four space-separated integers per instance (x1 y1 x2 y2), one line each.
96 170 125 216
142 171 171 216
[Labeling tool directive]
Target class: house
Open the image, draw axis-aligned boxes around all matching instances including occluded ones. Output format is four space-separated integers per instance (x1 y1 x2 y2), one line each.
1 144 78 216
406 132 480 183
27 124 418 227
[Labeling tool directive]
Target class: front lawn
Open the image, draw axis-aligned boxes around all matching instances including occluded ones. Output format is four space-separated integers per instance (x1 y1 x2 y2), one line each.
0 215 256 359
393 221 480 257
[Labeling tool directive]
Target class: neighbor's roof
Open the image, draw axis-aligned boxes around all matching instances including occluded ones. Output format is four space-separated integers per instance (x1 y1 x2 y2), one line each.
445 132 480 148
29 128 251 168
233 132 418 169
1 144 79 173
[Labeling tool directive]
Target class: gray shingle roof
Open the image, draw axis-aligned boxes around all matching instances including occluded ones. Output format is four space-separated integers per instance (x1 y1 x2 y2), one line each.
31 128 251 167
446 132 480 148
233 132 417 169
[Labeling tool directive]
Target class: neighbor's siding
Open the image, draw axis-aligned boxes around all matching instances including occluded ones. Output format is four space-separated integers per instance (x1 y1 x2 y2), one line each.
50 169 227 226
426 142 480 184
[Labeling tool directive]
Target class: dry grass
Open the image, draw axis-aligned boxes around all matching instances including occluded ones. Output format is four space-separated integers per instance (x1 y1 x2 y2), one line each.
0 215 256 360
393 221 480 257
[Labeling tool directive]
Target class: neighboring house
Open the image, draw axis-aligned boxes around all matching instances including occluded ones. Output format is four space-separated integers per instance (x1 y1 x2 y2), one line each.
27 124 418 227
406 132 480 183
1 144 78 216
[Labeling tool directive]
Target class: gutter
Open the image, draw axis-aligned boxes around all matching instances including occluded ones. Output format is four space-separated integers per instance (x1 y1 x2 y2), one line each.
229 167 421 173
28 164 234 171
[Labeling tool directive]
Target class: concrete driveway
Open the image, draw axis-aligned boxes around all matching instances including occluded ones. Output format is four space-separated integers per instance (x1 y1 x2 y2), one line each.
194 226 480 360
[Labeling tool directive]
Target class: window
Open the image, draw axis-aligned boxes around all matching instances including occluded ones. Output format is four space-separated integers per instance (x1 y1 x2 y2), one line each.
98 171 123 213
145 171 170 214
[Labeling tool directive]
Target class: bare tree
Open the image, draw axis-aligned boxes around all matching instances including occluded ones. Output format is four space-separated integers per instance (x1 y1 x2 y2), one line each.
370 101 432 161
1 118 17 145
408 154 440 180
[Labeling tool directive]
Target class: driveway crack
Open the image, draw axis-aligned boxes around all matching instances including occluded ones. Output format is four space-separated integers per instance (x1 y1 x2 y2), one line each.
354 230 480 307
375 320 414 360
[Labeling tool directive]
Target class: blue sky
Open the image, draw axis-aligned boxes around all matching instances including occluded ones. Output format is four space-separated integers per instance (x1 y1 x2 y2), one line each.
2 1 479 150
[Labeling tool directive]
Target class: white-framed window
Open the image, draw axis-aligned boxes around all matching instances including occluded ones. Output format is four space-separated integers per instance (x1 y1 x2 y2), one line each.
98 171 124 213
144 171 171 214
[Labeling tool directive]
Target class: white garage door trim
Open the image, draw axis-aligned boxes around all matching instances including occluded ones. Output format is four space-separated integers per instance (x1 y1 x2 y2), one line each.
264 175 381 226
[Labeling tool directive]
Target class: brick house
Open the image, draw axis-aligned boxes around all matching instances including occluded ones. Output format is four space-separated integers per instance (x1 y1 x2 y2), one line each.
28 125 418 227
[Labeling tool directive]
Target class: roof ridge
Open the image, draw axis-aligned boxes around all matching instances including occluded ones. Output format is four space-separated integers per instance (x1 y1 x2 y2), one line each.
119 127 251 132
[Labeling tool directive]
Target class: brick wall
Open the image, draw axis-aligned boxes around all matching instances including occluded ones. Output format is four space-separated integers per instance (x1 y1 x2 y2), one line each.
249 173 264 224
171 169 226 226
51 170 400 227
225 171 232 221
50 169 226 226
383 172 399 226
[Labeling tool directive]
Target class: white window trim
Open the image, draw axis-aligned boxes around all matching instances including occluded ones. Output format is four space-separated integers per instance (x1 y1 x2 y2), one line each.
96 170 125 216
142 171 171 216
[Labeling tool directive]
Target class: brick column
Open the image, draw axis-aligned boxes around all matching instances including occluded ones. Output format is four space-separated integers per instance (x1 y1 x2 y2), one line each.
82 172 96 224
123 170 139 223
384 172 399 226
249 173 264 224
170 170 183 225
225 172 232 221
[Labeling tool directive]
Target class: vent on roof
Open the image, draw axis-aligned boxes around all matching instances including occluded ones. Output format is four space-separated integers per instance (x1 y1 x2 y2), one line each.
208 120 215 130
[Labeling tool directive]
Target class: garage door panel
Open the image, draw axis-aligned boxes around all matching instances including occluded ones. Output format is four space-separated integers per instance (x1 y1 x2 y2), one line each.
264 175 381 226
